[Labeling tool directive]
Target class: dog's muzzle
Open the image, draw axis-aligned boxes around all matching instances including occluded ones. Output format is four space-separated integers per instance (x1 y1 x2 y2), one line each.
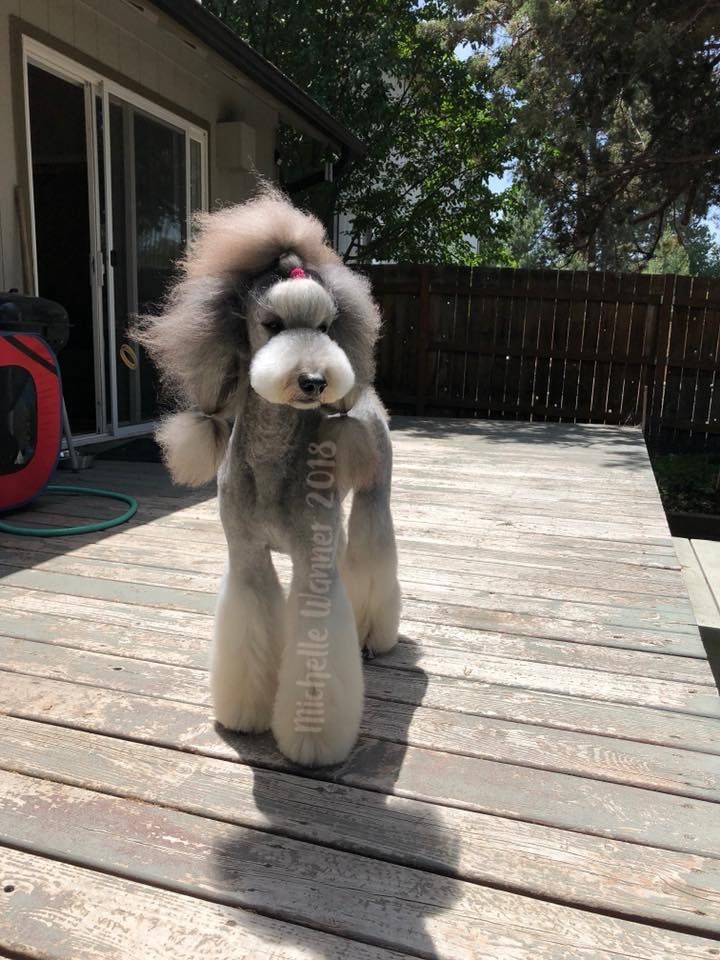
249 329 355 408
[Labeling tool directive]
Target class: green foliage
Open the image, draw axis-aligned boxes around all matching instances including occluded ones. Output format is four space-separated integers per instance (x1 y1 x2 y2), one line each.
640 217 720 277
202 0 720 271
502 189 720 274
431 1 720 269
685 219 720 277
501 182 557 268
201 0 512 263
644 230 691 275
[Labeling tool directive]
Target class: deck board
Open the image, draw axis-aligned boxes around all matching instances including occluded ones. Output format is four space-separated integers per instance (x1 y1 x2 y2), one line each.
1 417 719 958
2 637 719 797
3 770 720 960
3 670 720 857
3 715 720 937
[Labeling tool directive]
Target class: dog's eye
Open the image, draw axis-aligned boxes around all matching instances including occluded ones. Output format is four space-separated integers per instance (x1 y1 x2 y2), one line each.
263 319 284 336
317 322 329 333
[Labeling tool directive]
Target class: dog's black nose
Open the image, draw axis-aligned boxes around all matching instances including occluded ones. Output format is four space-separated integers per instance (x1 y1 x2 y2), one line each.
297 373 327 396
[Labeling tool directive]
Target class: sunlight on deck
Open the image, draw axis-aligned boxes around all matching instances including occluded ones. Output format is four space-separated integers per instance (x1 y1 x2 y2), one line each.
0 418 718 959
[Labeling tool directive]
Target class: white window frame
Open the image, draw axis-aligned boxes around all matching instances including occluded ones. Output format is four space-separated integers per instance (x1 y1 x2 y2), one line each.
22 36 209 445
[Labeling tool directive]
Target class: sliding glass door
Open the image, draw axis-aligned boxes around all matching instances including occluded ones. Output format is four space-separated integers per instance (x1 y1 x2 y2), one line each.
25 63 103 435
23 38 208 441
106 97 190 427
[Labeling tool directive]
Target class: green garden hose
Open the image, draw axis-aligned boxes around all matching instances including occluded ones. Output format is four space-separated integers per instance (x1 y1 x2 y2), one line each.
0 484 138 537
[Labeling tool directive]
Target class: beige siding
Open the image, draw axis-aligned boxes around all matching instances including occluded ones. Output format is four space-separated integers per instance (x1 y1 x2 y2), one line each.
0 0 322 291
47 0 74 44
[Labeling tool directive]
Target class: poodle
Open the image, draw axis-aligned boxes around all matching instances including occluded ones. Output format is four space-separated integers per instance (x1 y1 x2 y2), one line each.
135 187 401 767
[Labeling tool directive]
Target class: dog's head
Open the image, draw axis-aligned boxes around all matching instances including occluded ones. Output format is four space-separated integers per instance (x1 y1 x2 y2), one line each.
136 187 380 417
244 254 354 409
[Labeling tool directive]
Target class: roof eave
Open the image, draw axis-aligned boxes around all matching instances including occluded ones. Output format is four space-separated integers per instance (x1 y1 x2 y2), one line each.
149 0 366 157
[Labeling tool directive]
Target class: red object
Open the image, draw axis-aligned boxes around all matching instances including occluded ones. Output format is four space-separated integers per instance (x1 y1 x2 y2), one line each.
0 332 62 511
289 267 306 279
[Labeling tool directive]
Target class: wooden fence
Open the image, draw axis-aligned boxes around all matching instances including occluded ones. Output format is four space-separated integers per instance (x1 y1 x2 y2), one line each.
364 264 720 450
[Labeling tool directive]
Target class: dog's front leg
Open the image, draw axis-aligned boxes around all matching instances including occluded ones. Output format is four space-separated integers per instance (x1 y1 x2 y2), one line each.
211 545 285 733
324 390 401 657
342 484 401 657
272 547 363 768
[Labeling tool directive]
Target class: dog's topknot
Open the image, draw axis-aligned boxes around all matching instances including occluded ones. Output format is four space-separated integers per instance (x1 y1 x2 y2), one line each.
277 251 304 275
186 185 341 279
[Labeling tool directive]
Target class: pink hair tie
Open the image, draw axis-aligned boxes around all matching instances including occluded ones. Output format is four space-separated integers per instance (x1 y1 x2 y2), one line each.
289 267 306 279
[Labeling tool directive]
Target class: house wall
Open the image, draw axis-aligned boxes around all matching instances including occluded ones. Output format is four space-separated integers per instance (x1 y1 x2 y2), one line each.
0 0 319 292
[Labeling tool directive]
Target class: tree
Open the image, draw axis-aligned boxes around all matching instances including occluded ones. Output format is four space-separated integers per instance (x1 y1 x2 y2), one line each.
685 218 720 276
426 1 720 269
201 1 512 263
500 182 558 268
502 186 720 274
643 229 691 275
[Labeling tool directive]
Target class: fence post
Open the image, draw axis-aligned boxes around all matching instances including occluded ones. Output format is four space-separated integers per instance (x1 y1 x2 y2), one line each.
647 274 676 446
416 264 431 415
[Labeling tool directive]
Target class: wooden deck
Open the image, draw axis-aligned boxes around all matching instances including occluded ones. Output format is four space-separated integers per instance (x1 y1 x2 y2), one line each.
1 418 719 959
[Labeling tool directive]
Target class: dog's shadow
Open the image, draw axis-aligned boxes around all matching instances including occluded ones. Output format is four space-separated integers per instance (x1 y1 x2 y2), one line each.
212 639 460 958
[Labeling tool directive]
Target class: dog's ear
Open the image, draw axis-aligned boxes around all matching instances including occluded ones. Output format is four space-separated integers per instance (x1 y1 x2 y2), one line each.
316 264 381 386
133 272 250 417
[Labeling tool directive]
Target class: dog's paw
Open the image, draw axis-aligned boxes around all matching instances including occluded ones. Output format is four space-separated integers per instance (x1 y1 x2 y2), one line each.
211 664 274 734
363 627 399 658
211 663 275 733
213 696 273 734
272 720 358 767
358 579 401 657
271 649 363 767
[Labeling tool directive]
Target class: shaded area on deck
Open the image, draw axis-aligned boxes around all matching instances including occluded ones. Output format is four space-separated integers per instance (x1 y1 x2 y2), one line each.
0 418 719 959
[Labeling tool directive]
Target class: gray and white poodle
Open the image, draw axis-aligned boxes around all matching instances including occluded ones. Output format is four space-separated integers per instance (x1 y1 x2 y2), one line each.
136 188 401 767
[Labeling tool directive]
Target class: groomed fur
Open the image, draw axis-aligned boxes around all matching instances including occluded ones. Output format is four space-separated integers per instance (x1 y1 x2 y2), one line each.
249 330 355 407
134 184 350 483
316 264 381 386
134 273 241 420
156 411 230 487
267 277 335 327
187 186 341 280
320 411 381 495
134 188 400 767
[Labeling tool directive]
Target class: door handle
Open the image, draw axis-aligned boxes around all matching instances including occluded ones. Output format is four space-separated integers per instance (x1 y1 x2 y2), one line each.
91 250 105 287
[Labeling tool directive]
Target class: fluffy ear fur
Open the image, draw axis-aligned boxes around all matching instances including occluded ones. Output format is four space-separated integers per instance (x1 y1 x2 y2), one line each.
132 273 245 485
133 274 245 415
134 183 343 414
316 264 381 387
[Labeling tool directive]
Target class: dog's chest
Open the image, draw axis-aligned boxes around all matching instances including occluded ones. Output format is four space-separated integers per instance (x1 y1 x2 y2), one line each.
225 403 335 551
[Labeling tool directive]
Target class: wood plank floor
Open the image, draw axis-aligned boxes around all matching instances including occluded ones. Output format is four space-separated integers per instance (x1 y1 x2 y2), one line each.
1 417 719 959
